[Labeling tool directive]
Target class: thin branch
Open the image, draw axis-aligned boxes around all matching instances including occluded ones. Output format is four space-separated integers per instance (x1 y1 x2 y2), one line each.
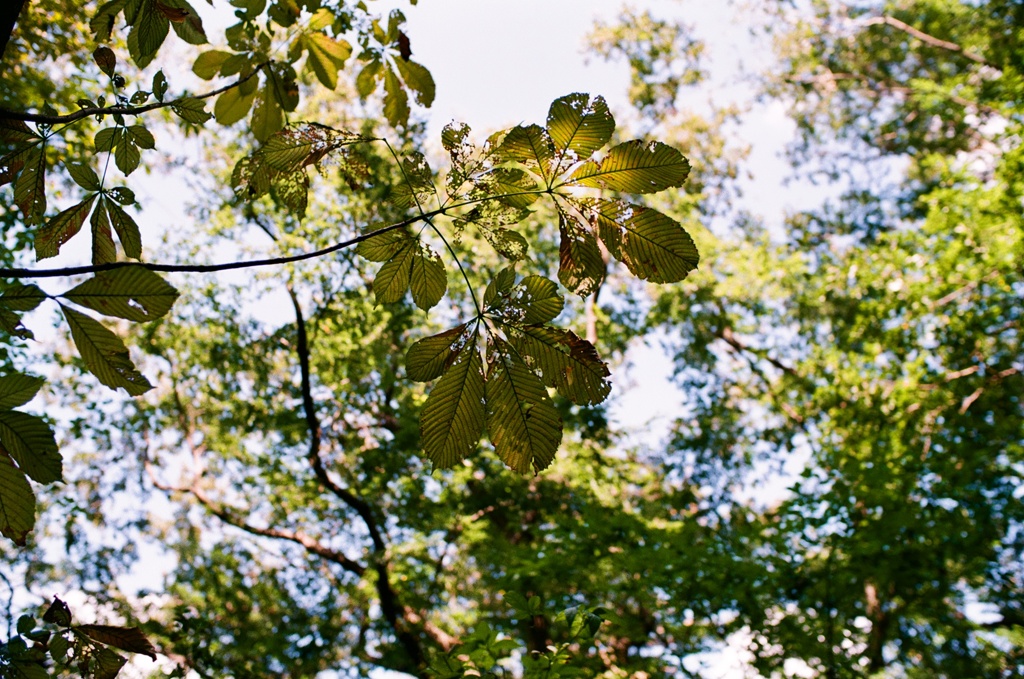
0 63 269 126
863 15 994 68
0 210 441 279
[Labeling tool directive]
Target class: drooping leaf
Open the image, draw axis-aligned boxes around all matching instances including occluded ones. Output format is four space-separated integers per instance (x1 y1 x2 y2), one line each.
420 345 485 468
0 451 34 546
506 325 611 405
90 201 118 265
356 58 382 99
93 45 117 76
128 0 170 68
485 339 561 474
74 625 158 660
383 66 409 127
393 57 435 107
93 647 128 679
35 195 98 260
90 0 126 43
0 284 46 312
557 208 605 297
14 145 46 223
0 411 61 484
406 324 474 382
61 267 179 322
588 199 699 283
409 245 446 310
102 198 143 259
60 305 153 396
546 93 614 170
251 87 285 143
496 124 555 184
0 373 45 409
165 0 207 45
372 240 415 304
570 140 689 193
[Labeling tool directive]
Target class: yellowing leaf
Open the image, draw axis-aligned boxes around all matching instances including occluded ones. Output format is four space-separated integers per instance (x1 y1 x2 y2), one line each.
304 32 351 90
372 240 415 304
35 195 97 260
420 347 485 468
193 49 232 79
393 58 435 107
570 140 689 194
214 85 257 126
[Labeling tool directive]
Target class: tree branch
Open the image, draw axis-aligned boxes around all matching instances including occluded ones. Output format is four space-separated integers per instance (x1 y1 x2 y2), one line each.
0 210 441 279
0 0 27 73
863 15 994 68
0 63 269 126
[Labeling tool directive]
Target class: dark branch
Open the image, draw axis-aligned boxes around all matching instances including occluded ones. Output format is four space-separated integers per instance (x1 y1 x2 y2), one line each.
0 0 27 73
0 211 440 279
0 63 269 125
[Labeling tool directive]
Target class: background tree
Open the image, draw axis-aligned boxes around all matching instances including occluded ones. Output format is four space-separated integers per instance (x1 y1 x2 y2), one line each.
1 1 1022 678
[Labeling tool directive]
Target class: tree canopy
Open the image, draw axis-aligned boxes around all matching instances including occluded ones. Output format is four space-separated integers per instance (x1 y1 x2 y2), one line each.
0 1 1021 678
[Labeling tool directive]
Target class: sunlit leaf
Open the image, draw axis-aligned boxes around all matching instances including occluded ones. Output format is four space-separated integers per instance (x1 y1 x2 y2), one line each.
193 49 231 80
588 199 699 283
0 451 34 546
496 124 555 183
356 59 382 99
557 208 605 297
35 195 97 260
420 346 485 468
355 227 409 262
406 323 474 382
304 32 351 90
62 266 179 322
61 305 153 396
0 411 61 484
383 66 409 128
546 93 614 170
171 97 212 125
482 227 529 261
485 339 561 474
482 266 517 308
409 246 446 310
14 145 46 223
104 198 143 259
214 85 257 125
570 140 689 193
372 241 415 304
507 325 611 405
90 202 117 265
0 373 45 409
393 57 435 107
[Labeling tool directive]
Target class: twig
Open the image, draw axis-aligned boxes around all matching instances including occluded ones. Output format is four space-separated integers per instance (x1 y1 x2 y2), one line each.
862 15 994 68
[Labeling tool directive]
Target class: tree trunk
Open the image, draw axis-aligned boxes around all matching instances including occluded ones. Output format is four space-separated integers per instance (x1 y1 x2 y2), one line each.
0 0 28 72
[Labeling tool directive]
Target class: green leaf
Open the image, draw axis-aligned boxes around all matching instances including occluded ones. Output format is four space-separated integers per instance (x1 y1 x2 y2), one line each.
127 124 155 149
546 93 614 169
171 97 212 125
114 131 141 175
64 161 102 191
14 145 46 224
570 140 690 193
506 326 611 406
496 125 555 183
356 59 382 99
193 49 232 79
557 208 605 297
382 66 409 128
268 62 300 112
61 266 179 322
483 266 517 309
152 70 168 101
0 373 45 409
35 195 97 260
0 309 32 340
271 170 309 216
372 241 415 304
90 200 118 265
514 276 564 325
104 198 143 258
409 246 446 310
393 58 435 107
0 411 61 484
74 625 158 660
95 127 118 152
90 0 126 43
60 305 153 396
0 451 34 546
420 346 485 468
16 615 34 635
93 647 128 679
50 633 70 664
166 0 207 45
93 45 117 76
482 228 529 261
304 32 351 90
128 0 169 68
406 324 473 382
0 284 46 312
214 85 257 125
107 186 136 206
485 339 561 474
589 199 699 283
251 87 284 143
356 227 409 262
42 597 72 627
